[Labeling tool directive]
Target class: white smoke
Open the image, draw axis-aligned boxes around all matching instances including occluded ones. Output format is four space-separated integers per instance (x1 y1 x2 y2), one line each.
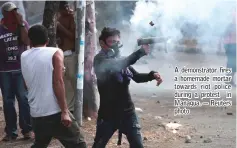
129 0 236 53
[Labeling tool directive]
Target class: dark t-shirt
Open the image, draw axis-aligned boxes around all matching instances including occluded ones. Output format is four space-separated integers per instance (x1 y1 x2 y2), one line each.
0 21 29 72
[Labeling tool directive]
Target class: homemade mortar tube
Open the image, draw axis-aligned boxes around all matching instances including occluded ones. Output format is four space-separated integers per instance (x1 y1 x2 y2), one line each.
137 37 168 46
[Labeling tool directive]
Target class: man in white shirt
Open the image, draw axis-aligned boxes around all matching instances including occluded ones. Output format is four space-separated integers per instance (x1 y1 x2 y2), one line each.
21 25 87 148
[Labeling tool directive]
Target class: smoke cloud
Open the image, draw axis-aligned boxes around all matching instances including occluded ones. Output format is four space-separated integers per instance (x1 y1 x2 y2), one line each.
128 0 236 54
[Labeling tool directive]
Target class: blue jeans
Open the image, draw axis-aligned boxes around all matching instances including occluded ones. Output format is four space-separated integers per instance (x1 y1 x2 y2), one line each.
0 71 32 137
92 112 144 148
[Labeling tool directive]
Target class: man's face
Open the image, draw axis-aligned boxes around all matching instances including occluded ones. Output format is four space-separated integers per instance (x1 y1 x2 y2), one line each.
2 9 18 25
105 35 120 48
2 9 16 19
60 5 70 16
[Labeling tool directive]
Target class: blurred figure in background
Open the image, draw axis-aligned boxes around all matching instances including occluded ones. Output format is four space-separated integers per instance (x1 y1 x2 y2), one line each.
220 10 236 86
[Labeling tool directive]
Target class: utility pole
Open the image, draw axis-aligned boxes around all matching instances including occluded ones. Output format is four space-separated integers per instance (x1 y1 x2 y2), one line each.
74 0 86 126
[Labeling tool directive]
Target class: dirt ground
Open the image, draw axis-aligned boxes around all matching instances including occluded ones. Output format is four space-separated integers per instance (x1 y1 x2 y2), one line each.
0 52 236 148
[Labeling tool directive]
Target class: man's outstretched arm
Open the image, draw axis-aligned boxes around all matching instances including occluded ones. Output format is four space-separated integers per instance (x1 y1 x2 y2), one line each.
94 47 148 77
129 66 157 83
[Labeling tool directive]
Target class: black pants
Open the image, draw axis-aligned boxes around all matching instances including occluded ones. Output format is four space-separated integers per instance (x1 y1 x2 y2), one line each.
31 112 87 148
92 112 144 148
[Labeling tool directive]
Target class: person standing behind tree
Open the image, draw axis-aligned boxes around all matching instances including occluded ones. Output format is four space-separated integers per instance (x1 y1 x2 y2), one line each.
0 2 33 141
56 1 77 114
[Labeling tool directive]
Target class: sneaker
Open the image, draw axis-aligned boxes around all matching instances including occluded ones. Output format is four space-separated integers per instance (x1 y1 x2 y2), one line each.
2 135 17 141
23 132 35 140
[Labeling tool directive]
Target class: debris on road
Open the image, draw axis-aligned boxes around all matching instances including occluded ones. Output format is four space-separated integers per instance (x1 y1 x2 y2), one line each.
203 137 212 143
165 122 182 134
135 107 143 113
143 137 148 141
226 112 233 115
154 116 162 120
185 135 192 143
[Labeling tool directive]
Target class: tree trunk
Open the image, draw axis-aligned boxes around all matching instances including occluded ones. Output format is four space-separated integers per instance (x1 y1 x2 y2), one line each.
42 1 59 47
83 1 99 119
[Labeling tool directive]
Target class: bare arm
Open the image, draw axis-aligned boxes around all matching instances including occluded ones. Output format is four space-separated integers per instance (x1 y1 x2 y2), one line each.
14 11 30 45
19 21 30 45
52 50 68 113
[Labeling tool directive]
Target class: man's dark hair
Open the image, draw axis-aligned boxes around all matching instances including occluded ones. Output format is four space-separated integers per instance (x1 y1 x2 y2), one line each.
59 1 69 10
99 27 120 43
28 25 48 46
